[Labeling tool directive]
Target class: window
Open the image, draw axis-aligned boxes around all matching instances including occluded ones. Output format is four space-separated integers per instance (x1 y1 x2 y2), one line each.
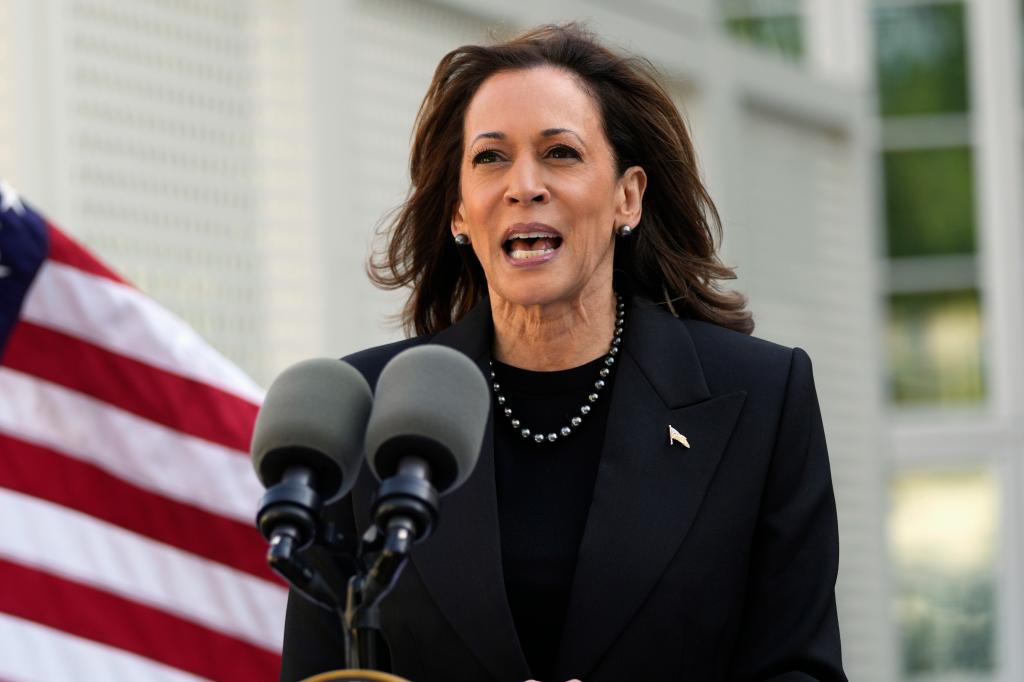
721 0 803 61
874 0 983 406
883 147 975 258
890 470 997 675
887 289 984 404
874 2 970 117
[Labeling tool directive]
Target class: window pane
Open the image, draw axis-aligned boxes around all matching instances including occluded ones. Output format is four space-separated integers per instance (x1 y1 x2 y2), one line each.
725 15 803 60
874 2 970 116
887 289 984 404
884 147 975 258
889 471 997 675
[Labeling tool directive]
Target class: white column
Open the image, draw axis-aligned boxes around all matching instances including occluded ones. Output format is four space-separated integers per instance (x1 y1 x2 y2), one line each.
968 0 1024 418
967 0 1024 679
804 4 898 681
802 0 873 89
7 0 64 215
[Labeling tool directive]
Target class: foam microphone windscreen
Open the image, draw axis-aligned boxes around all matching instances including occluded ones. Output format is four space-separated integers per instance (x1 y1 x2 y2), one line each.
365 345 489 494
251 358 373 503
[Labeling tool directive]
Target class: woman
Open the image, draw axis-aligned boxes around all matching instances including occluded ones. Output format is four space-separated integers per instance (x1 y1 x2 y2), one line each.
281 24 846 682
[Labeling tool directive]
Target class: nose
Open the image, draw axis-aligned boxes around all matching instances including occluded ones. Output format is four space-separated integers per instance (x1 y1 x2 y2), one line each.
504 157 549 205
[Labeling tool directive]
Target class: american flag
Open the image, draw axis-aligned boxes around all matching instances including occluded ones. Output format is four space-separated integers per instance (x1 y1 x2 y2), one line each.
0 181 286 680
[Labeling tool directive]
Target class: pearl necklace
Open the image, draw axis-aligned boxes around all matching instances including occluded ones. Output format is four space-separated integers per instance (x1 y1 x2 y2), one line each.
489 295 625 444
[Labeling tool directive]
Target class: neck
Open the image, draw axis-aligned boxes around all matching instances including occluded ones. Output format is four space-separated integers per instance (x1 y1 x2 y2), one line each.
489 286 618 371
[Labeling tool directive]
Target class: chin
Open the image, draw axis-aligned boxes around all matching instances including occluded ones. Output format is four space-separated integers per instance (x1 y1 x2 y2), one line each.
490 276 581 309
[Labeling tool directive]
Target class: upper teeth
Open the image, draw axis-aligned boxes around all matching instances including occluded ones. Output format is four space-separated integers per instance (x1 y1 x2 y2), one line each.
508 231 557 241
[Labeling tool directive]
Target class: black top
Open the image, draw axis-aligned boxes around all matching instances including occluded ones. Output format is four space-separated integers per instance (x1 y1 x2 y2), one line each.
491 355 615 682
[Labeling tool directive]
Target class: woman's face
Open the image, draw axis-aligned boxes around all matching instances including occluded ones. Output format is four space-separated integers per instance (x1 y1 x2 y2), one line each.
453 66 645 310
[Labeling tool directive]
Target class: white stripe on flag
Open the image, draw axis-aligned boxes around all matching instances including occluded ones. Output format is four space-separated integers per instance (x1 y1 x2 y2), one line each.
0 367 260 523
0 612 208 682
0 488 287 651
20 261 265 403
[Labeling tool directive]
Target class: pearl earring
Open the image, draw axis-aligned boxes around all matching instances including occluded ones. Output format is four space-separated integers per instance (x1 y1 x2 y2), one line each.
617 224 633 237
454 233 470 246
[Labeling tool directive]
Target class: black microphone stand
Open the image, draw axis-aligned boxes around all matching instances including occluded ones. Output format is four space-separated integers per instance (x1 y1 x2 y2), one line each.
343 519 411 669
257 466 347 611
256 461 440 673
344 458 439 670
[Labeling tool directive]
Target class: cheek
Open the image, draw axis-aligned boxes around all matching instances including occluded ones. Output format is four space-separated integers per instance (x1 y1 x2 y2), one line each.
459 185 493 227
582 219 617 268
580 202 616 242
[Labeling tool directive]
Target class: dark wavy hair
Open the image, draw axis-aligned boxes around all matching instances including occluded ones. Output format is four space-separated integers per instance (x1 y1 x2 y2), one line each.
370 23 753 336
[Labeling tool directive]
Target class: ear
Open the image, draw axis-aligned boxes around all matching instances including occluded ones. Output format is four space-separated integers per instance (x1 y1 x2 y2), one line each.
614 165 647 230
451 201 466 238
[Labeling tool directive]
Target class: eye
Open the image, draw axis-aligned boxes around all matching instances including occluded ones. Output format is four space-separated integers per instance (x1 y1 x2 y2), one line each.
471 149 502 165
547 145 581 160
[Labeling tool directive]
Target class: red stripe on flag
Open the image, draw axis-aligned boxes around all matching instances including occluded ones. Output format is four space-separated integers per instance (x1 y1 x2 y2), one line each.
0 557 281 681
2 321 259 453
45 224 128 285
0 433 276 582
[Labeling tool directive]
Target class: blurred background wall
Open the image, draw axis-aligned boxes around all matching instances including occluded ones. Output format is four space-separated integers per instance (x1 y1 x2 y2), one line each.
1 0 1022 680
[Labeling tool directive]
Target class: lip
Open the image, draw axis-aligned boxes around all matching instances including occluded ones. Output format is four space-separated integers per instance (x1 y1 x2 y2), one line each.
501 222 562 242
501 222 562 268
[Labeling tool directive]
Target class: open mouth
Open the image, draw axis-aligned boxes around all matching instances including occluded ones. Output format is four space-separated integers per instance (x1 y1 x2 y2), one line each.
502 231 563 261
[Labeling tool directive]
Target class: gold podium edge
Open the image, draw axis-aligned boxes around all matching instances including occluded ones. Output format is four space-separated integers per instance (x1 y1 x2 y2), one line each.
302 670 412 682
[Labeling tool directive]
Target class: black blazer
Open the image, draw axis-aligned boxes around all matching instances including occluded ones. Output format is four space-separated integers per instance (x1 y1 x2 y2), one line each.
280 296 847 682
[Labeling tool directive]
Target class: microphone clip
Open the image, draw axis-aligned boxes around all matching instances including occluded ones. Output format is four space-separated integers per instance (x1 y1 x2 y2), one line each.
256 466 348 612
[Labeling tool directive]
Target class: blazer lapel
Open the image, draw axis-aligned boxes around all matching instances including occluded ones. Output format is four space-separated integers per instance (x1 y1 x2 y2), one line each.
553 298 747 681
404 300 531 682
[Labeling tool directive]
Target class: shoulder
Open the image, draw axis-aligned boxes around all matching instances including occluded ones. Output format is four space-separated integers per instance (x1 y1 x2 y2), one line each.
341 334 438 389
681 317 795 368
680 317 810 395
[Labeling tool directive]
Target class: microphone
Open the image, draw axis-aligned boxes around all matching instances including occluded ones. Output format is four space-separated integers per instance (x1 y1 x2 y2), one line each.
250 358 372 590
364 344 489 544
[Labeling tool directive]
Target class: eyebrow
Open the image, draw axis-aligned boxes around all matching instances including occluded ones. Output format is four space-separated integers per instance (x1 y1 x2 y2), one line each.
470 131 505 145
469 128 585 146
541 128 583 144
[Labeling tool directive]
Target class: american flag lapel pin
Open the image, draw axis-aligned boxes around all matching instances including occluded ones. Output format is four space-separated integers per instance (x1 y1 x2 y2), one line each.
668 425 690 449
